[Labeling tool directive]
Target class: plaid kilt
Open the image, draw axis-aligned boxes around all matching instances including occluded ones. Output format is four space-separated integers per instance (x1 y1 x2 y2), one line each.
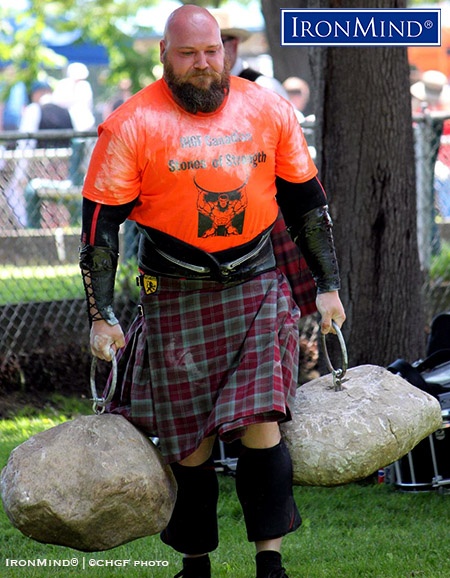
108 270 301 464
271 209 317 317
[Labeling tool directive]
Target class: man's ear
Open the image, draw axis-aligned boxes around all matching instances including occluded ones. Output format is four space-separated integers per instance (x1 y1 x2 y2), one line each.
159 39 166 63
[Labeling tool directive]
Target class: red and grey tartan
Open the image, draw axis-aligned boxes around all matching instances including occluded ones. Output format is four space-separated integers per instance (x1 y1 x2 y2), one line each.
271 209 317 317
108 270 301 464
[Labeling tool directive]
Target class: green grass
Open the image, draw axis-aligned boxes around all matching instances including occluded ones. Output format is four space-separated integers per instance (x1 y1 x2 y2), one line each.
0 265 83 305
0 260 139 305
2 407 450 577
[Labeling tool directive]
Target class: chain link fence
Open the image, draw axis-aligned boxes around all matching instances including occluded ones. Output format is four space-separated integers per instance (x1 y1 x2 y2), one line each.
0 118 449 372
0 131 139 371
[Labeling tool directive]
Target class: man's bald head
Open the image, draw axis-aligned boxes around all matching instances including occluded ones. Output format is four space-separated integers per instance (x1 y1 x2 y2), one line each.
160 4 229 114
163 4 221 48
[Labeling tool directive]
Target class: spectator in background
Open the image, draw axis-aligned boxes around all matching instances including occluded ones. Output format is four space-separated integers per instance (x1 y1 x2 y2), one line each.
410 69 450 114
6 81 74 227
1 82 27 132
19 81 73 148
0 66 28 150
282 76 312 123
112 78 133 110
52 62 95 131
410 70 450 243
210 8 289 99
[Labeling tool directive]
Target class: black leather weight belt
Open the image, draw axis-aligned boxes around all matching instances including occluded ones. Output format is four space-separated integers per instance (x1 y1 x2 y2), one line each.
137 223 276 284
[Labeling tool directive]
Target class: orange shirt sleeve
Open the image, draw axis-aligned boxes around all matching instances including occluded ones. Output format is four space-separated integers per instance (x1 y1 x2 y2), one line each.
274 98 317 183
82 124 142 206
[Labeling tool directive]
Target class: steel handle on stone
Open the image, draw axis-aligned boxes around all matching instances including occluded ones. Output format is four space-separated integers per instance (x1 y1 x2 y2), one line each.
321 321 348 391
90 350 117 413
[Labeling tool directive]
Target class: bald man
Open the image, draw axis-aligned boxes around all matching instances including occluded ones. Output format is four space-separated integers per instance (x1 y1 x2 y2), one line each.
79 5 345 578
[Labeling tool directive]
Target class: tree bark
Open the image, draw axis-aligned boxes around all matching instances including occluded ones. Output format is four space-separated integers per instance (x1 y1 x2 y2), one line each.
322 42 425 365
261 0 426 366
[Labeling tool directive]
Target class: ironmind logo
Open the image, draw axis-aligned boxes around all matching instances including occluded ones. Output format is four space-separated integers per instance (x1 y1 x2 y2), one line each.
280 9 441 46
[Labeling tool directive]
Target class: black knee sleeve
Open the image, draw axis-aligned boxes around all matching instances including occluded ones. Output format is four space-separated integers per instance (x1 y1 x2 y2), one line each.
236 439 301 542
160 458 219 555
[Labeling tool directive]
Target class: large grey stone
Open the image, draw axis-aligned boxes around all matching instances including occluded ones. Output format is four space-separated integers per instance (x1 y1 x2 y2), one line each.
281 365 443 486
1 414 177 551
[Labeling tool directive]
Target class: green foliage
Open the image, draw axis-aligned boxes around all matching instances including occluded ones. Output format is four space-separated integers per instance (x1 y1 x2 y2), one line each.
179 0 253 7
430 241 450 283
1 2 66 94
1 0 254 95
1 0 160 95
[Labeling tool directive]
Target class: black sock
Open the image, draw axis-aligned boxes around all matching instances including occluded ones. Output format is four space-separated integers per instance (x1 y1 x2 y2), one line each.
161 458 219 555
256 550 282 577
236 440 301 542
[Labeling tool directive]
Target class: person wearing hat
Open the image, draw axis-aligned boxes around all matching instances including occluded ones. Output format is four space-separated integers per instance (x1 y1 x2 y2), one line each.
19 80 73 148
410 69 450 113
4 79 74 227
52 62 95 131
211 8 289 99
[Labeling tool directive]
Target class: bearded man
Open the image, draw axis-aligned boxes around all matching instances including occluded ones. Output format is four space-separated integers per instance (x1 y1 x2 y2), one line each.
79 5 345 578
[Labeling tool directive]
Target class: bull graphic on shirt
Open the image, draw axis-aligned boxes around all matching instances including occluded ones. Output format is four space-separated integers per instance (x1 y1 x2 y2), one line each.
195 178 248 237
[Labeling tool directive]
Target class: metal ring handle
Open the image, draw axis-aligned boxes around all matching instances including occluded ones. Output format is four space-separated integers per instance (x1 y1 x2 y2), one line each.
321 321 348 390
90 350 117 413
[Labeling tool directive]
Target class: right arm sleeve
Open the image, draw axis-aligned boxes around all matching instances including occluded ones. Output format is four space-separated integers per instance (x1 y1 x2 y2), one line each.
81 197 138 249
79 197 138 325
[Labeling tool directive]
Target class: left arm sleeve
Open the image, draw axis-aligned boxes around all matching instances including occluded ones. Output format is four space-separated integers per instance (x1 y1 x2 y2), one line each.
276 175 327 227
276 176 340 293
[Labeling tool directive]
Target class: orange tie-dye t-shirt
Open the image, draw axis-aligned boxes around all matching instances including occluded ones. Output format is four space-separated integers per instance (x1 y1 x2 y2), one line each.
82 77 317 252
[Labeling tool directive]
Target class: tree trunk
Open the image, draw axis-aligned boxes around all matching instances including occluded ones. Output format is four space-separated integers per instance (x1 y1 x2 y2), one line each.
323 41 425 366
261 0 426 366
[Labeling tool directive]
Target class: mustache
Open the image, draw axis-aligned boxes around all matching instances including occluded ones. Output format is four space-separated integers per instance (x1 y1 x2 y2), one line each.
185 70 221 80
163 59 230 113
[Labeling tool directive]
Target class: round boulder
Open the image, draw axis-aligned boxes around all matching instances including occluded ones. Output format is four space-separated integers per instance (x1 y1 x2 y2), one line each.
1 414 177 551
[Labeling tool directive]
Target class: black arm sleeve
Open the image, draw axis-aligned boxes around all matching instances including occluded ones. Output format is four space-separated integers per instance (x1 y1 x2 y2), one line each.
81 197 138 251
275 176 327 230
276 176 340 293
79 197 138 325
296 206 340 293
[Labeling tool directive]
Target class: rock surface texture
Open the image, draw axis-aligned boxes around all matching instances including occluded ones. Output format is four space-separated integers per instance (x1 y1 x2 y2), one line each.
281 365 443 486
1 414 177 551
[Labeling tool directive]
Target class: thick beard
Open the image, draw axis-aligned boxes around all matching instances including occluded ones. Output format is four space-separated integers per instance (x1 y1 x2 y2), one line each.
164 61 230 114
